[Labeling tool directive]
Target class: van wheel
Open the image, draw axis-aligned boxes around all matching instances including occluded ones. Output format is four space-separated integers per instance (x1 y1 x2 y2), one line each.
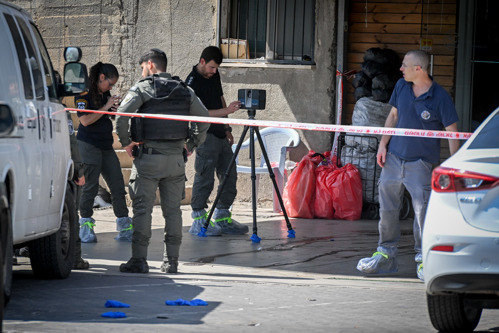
0 240 3 331
0 182 13 306
427 293 482 332
29 186 76 279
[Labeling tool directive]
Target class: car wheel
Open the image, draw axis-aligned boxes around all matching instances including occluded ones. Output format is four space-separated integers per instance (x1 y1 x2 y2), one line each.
365 203 379 220
399 190 413 220
28 186 77 279
0 182 13 306
427 293 482 332
0 240 3 331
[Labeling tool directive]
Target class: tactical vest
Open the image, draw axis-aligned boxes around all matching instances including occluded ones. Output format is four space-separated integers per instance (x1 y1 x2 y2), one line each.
131 74 191 142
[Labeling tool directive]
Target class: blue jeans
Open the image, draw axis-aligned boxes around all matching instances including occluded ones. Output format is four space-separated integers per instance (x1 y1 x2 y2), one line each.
378 152 433 257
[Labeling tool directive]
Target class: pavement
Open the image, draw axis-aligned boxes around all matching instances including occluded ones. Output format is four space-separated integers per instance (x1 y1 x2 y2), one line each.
81 202 422 280
5 202 436 332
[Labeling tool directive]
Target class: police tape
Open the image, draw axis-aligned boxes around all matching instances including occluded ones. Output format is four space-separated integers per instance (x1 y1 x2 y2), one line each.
66 108 473 140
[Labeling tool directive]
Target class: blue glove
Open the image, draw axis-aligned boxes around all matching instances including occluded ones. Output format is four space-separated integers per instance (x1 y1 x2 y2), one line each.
190 299 208 306
101 311 127 318
105 300 130 308
165 298 208 306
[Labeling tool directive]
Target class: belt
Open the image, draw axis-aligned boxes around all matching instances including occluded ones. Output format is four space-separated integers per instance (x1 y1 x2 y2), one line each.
143 147 163 155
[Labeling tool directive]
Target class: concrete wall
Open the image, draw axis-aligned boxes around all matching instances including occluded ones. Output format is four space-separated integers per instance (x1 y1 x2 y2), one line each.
12 0 338 204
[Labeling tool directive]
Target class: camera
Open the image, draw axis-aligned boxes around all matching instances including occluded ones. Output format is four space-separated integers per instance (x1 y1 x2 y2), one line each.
238 89 266 110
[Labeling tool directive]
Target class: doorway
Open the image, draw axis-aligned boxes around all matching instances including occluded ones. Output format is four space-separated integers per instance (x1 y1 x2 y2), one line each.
470 0 499 130
457 0 499 132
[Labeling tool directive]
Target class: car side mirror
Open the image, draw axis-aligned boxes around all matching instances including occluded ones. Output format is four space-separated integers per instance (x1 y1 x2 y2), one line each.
0 104 15 137
62 62 89 94
59 47 89 96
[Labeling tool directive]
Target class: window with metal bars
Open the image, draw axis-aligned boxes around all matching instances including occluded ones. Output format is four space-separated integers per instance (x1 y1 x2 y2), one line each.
218 0 315 64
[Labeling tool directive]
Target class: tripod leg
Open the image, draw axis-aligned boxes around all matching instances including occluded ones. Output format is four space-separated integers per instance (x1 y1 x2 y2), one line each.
249 126 261 243
254 128 295 238
197 126 250 237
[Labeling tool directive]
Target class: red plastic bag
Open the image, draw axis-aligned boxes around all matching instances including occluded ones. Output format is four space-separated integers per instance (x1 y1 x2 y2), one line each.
314 163 338 219
283 151 323 218
330 163 363 220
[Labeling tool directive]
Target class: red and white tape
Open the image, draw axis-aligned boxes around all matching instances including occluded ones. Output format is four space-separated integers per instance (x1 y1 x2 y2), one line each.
66 108 473 140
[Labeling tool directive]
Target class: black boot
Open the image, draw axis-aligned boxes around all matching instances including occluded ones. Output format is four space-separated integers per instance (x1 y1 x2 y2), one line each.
73 257 90 270
160 256 178 274
120 257 149 273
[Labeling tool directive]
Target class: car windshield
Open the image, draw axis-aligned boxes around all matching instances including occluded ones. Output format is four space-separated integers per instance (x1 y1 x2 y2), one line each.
468 112 499 149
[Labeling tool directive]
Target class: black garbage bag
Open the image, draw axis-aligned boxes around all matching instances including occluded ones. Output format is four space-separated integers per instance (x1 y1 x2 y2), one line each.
352 71 371 89
372 89 391 103
372 74 396 91
354 86 372 100
363 48 387 63
362 60 390 78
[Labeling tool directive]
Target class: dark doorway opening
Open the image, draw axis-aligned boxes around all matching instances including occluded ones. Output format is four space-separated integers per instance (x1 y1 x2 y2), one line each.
471 0 499 130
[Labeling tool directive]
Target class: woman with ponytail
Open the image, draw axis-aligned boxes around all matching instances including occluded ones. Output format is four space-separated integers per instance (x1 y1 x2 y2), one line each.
75 62 133 244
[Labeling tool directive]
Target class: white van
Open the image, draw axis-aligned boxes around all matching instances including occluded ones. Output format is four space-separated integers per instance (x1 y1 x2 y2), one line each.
0 1 88 326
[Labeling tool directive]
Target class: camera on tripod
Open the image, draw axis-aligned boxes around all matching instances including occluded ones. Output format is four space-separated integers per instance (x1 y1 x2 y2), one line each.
238 89 266 110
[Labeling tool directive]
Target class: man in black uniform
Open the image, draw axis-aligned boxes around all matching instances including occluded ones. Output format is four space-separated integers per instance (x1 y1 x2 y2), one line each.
116 49 209 273
186 46 248 236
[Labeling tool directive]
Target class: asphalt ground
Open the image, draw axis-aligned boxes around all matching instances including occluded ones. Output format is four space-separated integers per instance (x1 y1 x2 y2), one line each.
3 203 499 332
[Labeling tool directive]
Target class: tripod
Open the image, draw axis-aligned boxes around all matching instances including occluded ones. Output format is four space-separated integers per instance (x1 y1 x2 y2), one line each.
199 109 295 242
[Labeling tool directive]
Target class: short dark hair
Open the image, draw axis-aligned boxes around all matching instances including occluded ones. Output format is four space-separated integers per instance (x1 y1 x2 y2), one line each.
200 46 223 65
139 48 167 71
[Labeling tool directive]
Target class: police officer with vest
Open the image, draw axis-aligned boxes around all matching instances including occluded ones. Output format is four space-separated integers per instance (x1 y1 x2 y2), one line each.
115 48 209 274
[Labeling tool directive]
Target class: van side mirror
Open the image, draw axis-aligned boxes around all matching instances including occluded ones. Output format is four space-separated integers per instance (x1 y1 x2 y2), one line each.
60 47 89 96
0 104 15 137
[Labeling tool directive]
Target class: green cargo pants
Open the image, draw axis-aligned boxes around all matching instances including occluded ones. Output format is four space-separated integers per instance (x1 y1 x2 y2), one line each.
128 151 185 259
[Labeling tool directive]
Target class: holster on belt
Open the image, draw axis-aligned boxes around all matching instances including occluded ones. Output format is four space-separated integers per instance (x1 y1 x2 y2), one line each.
132 144 143 159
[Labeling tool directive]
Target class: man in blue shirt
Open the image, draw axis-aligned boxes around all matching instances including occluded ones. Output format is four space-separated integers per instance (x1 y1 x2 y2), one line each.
357 50 460 280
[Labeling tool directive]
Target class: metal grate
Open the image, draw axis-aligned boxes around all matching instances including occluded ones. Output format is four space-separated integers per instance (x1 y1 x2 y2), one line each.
221 0 315 64
337 133 380 205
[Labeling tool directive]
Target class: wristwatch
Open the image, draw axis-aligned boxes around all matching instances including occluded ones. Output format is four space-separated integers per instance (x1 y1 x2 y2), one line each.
225 126 232 132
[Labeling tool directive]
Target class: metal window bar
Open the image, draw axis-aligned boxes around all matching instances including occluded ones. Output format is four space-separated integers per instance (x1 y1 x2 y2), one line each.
223 0 313 63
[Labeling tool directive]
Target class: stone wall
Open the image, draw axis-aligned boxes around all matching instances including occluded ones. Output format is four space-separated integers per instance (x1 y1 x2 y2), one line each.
12 0 338 204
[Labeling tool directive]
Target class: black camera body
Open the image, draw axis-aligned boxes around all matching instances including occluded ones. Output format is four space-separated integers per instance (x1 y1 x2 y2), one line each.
238 89 266 110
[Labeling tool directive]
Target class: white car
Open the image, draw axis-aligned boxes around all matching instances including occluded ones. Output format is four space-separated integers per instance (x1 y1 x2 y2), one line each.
1 1 88 328
422 108 499 332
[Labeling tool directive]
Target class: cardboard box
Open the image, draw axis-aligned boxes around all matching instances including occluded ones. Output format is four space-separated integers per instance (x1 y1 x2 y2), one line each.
221 38 249 59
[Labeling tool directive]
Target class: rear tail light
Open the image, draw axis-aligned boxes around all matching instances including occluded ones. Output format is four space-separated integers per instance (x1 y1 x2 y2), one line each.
431 245 454 252
432 167 499 193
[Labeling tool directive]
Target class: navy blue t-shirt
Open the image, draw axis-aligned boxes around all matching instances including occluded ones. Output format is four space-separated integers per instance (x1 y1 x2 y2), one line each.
185 65 226 138
388 78 458 164
75 91 114 150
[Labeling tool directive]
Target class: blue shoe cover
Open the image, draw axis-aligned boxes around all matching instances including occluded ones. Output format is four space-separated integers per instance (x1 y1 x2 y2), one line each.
357 251 398 274
79 217 97 243
189 210 222 236
115 217 133 242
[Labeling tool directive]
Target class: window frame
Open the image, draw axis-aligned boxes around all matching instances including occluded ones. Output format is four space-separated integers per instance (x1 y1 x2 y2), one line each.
217 0 316 66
